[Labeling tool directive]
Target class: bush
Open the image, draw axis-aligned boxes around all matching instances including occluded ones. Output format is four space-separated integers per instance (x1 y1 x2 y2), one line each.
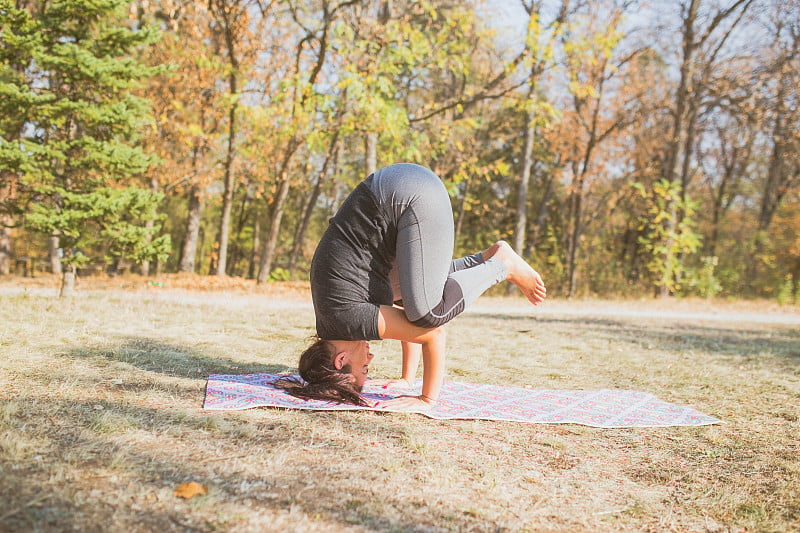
684 256 723 299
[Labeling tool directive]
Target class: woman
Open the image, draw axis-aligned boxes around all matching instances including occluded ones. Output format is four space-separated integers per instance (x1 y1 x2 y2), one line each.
280 163 546 410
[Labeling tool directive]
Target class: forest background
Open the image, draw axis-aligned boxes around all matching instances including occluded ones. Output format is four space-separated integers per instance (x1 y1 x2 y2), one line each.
1 0 799 301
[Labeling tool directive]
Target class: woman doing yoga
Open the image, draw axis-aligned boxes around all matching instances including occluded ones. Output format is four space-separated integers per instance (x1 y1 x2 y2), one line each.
280 163 546 410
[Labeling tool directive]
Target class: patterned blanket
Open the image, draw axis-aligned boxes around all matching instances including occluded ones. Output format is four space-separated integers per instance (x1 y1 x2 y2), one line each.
203 374 720 428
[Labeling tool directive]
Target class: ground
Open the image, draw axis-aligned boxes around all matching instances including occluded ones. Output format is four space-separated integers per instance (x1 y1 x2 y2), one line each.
0 275 798 532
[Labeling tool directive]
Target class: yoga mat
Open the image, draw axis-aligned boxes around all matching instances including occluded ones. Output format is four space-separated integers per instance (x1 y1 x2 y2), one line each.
203 374 721 428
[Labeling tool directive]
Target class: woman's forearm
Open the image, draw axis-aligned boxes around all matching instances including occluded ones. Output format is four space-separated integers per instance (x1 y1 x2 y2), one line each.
420 328 446 402
378 305 446 404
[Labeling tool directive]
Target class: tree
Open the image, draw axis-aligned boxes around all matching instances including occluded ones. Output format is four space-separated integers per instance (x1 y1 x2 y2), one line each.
208 0 262 276
26 187 171 294
749 0 800 287
657 0 753 297
512 0 570 265
255 0 355 283
697 110 755 258
0 0 168 293
0 1 41 274
131 0 227 274
634 179 702 296
559 0 640 297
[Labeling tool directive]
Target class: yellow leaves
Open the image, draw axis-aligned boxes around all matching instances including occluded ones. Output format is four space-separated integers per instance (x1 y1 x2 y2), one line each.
185 124 205 137
568 81 599 100
495 161 511 176
338 77 354 90
526 11 543 45
173 482 208 499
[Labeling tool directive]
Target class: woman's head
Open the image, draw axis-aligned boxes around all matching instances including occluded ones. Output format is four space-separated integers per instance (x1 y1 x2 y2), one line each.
327 339 373 388
276 338 374 406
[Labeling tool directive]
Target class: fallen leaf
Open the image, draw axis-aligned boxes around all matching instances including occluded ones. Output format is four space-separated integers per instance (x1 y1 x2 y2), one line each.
174 482 208 499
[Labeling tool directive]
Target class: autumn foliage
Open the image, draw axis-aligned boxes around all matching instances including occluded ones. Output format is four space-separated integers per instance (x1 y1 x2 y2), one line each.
1 0 798 301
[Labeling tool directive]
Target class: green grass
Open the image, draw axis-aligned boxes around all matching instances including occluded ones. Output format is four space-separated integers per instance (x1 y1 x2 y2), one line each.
0 285 798 532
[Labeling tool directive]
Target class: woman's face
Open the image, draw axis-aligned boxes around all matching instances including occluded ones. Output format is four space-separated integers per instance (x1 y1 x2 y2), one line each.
331 340 374 389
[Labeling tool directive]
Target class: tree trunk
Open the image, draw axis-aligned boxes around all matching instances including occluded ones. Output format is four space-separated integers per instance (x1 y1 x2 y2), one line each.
212 0 244 277
248 215 260 279
566 175 585 298
257 171 292 284
660 0 699 299
623 223 642 285
527 175 553 257
454 177 470 248
288 130 341 274
179 184 203 273
708 203 721 259
707 163 730 259
141 175 159 277
0 179 12 275
750 78 790 285
140 219 154 277
49 234 62 275
216 98 238 276
287 174 323 275
0 220 10 275
513 106 536 256
227 181 251 276
565 96 600 298
331 133 344 216
672 107 699 289
679 108 698 208
257 135 303 283
659 0 752 296
365 132 377 176
60 264 76 298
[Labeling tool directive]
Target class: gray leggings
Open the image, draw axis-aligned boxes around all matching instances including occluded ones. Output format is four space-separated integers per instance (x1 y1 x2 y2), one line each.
368 164 508 328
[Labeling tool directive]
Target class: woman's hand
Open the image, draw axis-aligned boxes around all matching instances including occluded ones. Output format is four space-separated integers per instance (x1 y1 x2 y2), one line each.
376 394 437 411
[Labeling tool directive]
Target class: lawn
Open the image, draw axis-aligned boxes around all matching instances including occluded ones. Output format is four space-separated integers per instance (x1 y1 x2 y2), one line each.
1 276 798 532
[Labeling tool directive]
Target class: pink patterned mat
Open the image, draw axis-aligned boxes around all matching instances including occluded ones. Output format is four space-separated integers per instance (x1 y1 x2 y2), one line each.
203 374 720 428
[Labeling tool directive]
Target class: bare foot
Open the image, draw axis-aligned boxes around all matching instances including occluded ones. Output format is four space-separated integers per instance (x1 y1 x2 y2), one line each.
487 241 547 305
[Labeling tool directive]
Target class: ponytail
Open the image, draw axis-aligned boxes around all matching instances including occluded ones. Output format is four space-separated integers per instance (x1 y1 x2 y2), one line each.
276 339 369 406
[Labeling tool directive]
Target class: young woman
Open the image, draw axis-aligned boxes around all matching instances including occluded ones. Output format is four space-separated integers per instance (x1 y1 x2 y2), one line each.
279 163 546 410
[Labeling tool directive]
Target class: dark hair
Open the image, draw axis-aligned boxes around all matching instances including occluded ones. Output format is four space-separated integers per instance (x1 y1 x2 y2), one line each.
276 339 369 406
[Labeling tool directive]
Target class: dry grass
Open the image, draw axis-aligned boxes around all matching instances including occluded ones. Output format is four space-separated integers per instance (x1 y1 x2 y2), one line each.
0 277 798 532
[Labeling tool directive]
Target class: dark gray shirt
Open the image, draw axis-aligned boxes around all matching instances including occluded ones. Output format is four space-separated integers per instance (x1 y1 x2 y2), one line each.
310 175 395 340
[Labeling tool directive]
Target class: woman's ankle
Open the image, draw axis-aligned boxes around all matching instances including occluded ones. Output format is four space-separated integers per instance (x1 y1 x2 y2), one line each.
481 240 506 261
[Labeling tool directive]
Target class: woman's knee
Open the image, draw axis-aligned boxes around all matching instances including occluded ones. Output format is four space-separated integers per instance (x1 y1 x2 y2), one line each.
419 324 446 345
408 278 465 328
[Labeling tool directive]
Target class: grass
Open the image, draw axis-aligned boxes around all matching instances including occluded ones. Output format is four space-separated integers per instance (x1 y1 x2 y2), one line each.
0 276 798 532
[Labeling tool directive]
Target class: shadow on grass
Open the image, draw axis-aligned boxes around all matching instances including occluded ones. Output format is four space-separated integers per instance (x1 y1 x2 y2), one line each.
468 313 800 362
65 337 294 379
1 393 486 532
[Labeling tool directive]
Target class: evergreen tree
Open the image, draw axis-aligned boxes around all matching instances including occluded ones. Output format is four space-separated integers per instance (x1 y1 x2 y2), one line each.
0 0 169 293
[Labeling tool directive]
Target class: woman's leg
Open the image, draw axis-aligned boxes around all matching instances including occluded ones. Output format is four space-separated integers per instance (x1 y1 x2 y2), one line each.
387 265 423 383
370 164 513 327
482 241 547 305
393 192 508 327
400 341 422 383
449 252 484 273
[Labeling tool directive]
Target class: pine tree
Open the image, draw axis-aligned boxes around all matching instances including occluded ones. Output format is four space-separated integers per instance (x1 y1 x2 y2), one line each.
0 0 169 294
